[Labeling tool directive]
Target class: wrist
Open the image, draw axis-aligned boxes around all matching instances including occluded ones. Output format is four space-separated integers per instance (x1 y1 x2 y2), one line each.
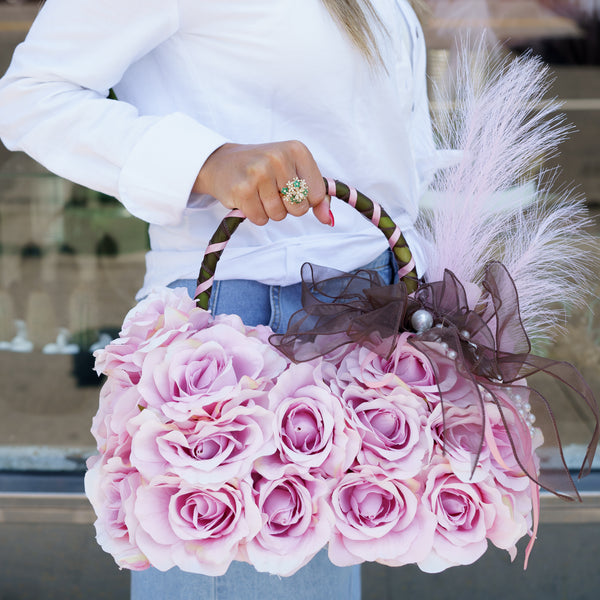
192 142 238 195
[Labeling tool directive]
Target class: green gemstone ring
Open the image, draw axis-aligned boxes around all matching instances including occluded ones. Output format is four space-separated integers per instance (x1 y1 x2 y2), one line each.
280 177 309 205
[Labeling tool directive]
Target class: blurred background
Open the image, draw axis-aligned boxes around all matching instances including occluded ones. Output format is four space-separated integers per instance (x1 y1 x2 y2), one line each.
0 1 599 598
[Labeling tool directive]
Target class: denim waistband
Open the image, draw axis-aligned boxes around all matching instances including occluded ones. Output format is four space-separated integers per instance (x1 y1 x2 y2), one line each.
168 249 396 333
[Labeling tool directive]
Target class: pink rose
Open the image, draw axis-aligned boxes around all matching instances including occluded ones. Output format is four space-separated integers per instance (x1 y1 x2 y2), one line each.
417 458 527 573
121 286 211 343
427 403 491 482
337 333 436 392
418 459 489 572
485 398 537 492
129 403 275 486
427 390 539 490
258 363 359 478
245 323 272 342
94 336 146 385
95 288 214 385
328 465 436 567
244 471 333 576
409 342 481 407
212 311 249 334
85 456 150 571
493 474 534 563
343 383 431 478
133 476 261 575
137 322 288 421
488 477 533 562
92 381 143 460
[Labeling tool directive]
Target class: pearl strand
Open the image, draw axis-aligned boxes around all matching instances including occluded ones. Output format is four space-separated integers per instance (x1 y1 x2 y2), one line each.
508 388 536 437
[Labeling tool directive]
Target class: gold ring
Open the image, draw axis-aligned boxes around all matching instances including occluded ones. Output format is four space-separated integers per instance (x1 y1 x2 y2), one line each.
280 177 309 205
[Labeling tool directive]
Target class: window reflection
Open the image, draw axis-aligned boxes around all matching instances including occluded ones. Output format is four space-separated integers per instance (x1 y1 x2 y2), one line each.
0 151 148 469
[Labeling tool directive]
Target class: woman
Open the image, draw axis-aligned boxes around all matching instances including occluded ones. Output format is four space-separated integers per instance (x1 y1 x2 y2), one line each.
0 1 437 598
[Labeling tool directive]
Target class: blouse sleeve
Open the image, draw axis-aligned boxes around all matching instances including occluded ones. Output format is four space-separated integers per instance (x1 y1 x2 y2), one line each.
0 0 229 226
404 5 439 199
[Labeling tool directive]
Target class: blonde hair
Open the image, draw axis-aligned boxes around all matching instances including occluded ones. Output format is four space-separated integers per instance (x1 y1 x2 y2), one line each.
320 0 385 64
321 0 426 64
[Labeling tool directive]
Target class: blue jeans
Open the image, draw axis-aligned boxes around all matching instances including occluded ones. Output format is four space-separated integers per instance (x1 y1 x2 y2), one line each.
130 250 396 600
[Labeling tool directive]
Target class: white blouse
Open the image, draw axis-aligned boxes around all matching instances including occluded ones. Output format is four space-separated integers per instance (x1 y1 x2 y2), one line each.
0 0 437 297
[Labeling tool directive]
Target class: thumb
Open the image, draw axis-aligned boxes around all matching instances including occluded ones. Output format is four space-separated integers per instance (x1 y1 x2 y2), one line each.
312 195 333 226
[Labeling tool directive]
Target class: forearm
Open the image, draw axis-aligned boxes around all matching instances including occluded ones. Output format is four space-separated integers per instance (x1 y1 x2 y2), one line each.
0 0 226 226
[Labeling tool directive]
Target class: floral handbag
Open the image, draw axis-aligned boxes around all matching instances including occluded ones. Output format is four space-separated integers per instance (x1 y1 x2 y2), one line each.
86 51 599 577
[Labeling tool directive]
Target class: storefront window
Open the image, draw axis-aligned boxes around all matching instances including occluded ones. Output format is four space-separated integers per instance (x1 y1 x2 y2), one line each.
0 153 147 471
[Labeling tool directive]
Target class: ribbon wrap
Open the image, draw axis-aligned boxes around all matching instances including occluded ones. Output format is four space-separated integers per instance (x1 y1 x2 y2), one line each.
270 261 600 500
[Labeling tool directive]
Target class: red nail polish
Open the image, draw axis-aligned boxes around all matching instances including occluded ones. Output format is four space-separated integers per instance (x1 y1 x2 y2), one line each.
328 210 335 227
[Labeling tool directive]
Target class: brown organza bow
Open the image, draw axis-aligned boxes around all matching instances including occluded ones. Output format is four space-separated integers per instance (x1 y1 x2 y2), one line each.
270 261 600 500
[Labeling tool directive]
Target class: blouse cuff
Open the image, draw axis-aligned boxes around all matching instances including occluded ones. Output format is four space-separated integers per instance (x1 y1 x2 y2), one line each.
118 112 229 225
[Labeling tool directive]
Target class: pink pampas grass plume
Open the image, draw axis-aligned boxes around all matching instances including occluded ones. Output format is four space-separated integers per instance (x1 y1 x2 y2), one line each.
417 41 597 348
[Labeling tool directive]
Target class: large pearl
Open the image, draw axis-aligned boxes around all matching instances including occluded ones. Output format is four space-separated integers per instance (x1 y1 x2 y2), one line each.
411 309 434 333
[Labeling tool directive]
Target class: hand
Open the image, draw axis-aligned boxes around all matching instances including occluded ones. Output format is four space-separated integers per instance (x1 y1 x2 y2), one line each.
192 141 331 226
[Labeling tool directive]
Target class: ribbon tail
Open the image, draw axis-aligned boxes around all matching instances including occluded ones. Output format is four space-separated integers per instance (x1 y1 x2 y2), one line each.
524 481 540 570
492 386 578 501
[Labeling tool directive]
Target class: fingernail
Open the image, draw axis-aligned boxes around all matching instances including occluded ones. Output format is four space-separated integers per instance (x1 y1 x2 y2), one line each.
328 210 335 227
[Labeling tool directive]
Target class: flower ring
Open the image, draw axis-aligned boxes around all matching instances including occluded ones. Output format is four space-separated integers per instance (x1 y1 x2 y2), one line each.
280 177 309 205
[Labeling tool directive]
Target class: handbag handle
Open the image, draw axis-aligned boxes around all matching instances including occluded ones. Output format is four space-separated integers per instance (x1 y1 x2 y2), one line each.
195 178 418 309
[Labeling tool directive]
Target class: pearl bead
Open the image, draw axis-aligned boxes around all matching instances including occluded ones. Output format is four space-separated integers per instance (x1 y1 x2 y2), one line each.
447 349 457 360
460 330 471 340
411 309 434 333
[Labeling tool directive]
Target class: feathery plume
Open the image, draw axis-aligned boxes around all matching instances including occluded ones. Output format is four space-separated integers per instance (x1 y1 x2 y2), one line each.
418 41 597 349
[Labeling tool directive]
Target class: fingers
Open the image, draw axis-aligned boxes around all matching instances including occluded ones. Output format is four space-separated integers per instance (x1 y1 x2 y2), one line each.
240 142 302 223
311 194 332 226
236 187 269 226
289 141 331 226
258 178 288 222
193 140 332 226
